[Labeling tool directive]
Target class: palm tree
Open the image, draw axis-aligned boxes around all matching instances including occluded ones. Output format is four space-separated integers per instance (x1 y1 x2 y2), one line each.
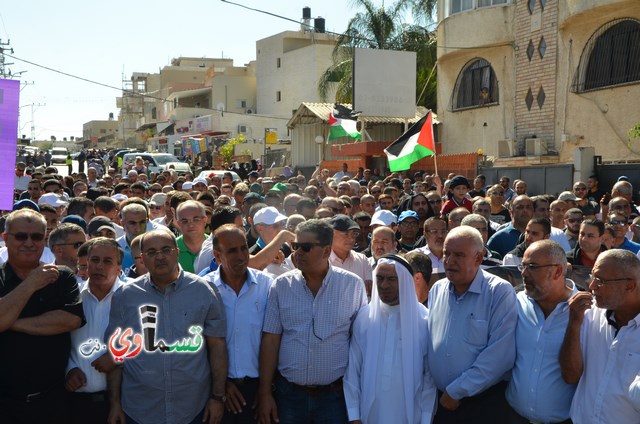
317 0 438 109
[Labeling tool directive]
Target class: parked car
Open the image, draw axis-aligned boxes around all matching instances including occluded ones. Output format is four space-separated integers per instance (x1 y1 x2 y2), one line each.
122 152 179 176
197 170 241 182
51 147 69 164
165 162 192 175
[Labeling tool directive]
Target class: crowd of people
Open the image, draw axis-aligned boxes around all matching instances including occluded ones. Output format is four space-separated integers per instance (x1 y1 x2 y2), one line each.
2 157 640 424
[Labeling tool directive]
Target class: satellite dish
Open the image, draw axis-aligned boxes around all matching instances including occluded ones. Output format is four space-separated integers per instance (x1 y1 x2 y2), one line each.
216 103 225 112
246 108 254 114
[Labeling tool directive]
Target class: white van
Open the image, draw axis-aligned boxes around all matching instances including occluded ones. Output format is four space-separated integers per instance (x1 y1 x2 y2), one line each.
122 153 179 176
51 147 68 164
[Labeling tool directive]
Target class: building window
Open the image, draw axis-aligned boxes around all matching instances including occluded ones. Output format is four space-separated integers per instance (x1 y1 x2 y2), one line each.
277 58 281 68
151 107 157 119
276 91 281 102
449 0 510 16
100 129 107 134
572 18 640 93
451 58 499 110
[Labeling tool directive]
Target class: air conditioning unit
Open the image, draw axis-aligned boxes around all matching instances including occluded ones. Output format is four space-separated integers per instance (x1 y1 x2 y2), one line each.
525 138 547 156
497 139 516 157
238 125 248 133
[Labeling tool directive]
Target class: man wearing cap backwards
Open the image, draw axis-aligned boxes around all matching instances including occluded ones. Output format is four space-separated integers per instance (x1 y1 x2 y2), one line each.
330 214 373 295
428 226 517 423
344 254 437 424
0 209 85 424
257 219 367 424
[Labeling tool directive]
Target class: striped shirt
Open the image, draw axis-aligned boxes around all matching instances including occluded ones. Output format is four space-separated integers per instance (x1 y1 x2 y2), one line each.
263 265 367 385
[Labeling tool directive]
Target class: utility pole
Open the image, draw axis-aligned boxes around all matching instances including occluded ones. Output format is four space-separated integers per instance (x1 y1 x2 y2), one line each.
0 38 18 78
28 103 46 142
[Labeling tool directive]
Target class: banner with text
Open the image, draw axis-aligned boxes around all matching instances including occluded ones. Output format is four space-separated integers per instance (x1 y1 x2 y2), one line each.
0 79 19 210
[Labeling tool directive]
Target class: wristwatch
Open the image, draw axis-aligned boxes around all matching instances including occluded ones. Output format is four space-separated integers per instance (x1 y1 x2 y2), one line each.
211 393 227 403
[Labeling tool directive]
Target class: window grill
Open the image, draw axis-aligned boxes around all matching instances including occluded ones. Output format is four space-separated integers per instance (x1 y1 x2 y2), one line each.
572 18 640 93
451 58 499 111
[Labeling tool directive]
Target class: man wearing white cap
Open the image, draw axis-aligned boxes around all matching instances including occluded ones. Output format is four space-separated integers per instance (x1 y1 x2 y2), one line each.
192 178 208 192
344 254 436 423
370 210 398 229
148 193 167 221
250 206 292 258
38 192 68 218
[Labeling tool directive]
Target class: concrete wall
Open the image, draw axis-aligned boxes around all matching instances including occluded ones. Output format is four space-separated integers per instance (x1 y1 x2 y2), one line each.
256 31 338 117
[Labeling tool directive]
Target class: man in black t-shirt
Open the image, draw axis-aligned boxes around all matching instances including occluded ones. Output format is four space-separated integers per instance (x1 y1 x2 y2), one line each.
0 209 85 424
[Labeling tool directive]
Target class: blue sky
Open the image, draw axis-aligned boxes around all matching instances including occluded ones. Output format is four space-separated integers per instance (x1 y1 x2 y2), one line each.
2 1 361 140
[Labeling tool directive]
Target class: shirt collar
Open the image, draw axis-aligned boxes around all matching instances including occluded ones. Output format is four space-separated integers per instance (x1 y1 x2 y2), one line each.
211 267 257 288
82 276 123 300
145 268 184 292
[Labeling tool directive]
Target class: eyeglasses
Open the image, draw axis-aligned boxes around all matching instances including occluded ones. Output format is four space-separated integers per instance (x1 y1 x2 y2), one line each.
339 230 360 239
143 247 177 258
589 274 633 288
179 216 205 226
371 190 381 194
517 263 560 272
607 219 626 226
291 242 323 252
8 232 45 242
566 218 583 224
426 229 448 235
56 241 85 249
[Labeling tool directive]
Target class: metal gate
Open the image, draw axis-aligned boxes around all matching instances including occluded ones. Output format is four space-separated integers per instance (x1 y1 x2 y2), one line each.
478 164 574 197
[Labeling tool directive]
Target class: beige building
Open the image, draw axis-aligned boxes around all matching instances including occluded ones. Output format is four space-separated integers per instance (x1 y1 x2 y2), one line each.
436 0 640 164
82 117 119 148
256 30 338 117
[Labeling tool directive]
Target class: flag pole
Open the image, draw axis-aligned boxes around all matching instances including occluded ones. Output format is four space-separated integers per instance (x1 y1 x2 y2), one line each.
430 110 439 177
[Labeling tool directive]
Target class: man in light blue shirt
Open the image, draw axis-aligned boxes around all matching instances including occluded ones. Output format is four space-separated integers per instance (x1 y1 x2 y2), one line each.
204 224 272 423
427 226 517 423
506 240 578 423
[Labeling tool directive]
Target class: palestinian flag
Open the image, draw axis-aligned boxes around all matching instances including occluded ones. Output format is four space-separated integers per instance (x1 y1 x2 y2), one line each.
384 112 435 172
328 104 361 141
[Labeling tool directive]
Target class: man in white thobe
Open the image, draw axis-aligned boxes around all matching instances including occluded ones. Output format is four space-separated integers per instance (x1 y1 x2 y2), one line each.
344 254 437 424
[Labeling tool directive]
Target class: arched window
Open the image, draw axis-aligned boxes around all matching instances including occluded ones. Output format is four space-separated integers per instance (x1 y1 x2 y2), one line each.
573 19 640 92
451 58 499 111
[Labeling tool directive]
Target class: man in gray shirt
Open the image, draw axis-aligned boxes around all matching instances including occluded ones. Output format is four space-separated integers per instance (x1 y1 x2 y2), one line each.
105 229 227 424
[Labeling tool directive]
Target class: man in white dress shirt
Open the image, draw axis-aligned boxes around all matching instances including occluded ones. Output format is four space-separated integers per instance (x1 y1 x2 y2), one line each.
64 237 123 424
344 254 436 423
560 249 640 423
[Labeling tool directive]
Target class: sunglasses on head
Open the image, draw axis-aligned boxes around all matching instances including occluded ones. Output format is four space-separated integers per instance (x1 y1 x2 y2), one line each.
9 232 45 242
291 242 323 252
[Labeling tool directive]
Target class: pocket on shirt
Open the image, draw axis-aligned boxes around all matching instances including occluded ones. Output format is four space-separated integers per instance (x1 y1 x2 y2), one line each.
464 318 489 347
623 352 640 387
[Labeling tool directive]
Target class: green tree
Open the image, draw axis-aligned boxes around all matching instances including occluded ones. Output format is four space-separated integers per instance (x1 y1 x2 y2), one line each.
219 134 246 164
317 0 438 109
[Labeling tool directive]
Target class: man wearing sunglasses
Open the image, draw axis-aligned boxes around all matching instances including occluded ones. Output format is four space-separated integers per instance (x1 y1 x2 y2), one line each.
563 208 584 250
0 209 85 423
49 223 88 271
258 220 367 424
607 211 640 254
560 249 640 423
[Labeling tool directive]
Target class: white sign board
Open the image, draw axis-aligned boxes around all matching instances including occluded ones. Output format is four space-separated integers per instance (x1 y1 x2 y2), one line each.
353 48 416 118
